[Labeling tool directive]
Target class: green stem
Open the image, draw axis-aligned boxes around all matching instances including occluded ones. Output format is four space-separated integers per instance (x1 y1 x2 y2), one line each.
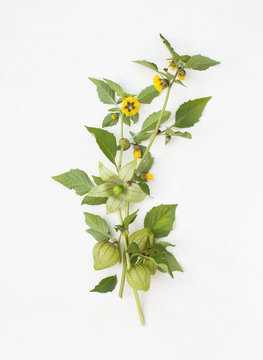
118 113 124 170
118 253 127 297
135 85 172 175
133 288 145 326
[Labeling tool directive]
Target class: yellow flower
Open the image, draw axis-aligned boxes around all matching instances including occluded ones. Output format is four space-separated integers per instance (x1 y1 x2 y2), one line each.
178 68 186 81
145 173 154 180
140 172 154 180
121 97 140 117
133 145 141 159
168 61 177 70
153 74 167 92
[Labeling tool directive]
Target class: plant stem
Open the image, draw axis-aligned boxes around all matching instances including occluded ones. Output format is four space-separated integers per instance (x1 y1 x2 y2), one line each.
133 288 145 326
119 253 126 297
118 113 124 170
135 84 172 175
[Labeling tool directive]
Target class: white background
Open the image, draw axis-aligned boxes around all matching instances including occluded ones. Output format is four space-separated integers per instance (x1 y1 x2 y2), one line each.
1 0 263 359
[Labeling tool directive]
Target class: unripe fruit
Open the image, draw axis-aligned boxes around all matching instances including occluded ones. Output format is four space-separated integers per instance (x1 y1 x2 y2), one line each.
144 258 158 275
119 138 130 150
93 240 120 270
127 264 151 291
113 184 123 195
128 228 154 251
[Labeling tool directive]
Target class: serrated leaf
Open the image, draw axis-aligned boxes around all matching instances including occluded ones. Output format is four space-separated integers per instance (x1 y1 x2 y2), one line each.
184 55 220 71
52 169 93 196
124 184 146 202
159 34 180 60
89 78 115 104
84 212 111 239
141 110 171 132
166 128 192 139
102 113 119 128
138 182 150 196
86 127 117 165
82 196 107 206
118 160 137 182
137 85 159 104
87 182 114 198
174 97 212 128
133 60 158 72
90 275 117 293
123 209 139 227
144 204 177 238
106 196 123 214
103 78 125 97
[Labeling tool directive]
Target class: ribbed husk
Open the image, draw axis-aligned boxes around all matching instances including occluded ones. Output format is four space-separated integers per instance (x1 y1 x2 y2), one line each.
128 228 154 251
127 264 151 291
144 258 158 275
93 240 120 270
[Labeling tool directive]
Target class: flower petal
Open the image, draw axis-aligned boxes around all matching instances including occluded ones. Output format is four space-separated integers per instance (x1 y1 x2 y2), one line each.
123 184 146 202
106 195 123 214
87 182 114 198
118 159 137 182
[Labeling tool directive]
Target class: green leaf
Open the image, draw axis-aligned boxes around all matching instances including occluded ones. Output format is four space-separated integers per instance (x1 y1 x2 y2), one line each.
103 78 125 97
89 78 115 104
159 34 180 60
126 242 140 254
137 85 159 104
102 113 119 128
180 55 191 63
174 79 186 87
138 146 154 174
118 160 137 182
162 251 183 272
86 228 109 242
130 131 152 143
82 196 107 206
144 204 177 238
184 55 220 71
141 110 171 132
130 113 139 124
133 60 158 72
138 182 150 196
106 196 123 214
123 114 131 126
123 209 139 227
174 97 212 128
99 162 119 182
87 182 114 198
158 241 175 248
52 169 93 196
92 175 104 185
166 128 192 139
124 184 146 202
108 107 120 112
90 275 117 293
84 212 112 239
86 127 117 165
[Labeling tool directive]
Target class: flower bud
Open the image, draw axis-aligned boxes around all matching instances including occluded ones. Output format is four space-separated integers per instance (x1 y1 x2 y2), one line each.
128 228 154 251
127 264 151 291
119 137 130 150
165 135 171 145
177 67 186 81
144 258 158 275
140 173 154 181
133 145 141 159
93 240 120 270
123 180 132 187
